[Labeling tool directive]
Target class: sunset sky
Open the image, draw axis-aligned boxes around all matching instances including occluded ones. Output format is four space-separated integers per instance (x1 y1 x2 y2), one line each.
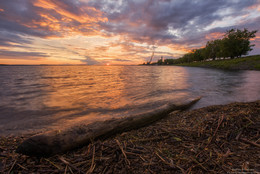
0 0 260 65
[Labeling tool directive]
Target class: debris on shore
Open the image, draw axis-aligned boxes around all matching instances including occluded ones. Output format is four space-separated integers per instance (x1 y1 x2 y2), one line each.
16 97 200 157
1 100 259 173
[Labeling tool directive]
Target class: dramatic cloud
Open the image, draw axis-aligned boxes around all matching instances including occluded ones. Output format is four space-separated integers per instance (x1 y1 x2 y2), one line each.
0 50 49 59
80 56 100 65
0 0 259 64
0 30 32 47
91 0 258 44
0 0 107 37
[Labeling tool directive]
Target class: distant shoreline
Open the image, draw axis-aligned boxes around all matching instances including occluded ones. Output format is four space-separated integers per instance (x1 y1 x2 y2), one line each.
173 55 260 71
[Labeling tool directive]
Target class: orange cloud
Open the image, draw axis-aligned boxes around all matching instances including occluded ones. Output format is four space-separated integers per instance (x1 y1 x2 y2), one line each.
33 0 107 23
247 4 260 11
250 36 260 41
94 46 109 52
168 44 191 54
10 0 109 39
205 32 224 40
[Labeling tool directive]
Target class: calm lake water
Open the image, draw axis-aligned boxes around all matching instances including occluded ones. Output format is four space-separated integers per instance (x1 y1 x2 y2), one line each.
0 66 259 135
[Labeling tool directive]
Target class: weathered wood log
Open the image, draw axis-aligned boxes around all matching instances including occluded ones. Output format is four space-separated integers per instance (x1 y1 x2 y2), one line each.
16 97 201 157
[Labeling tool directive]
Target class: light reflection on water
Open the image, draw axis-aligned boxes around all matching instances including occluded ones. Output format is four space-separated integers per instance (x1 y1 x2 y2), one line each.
0 66 259 135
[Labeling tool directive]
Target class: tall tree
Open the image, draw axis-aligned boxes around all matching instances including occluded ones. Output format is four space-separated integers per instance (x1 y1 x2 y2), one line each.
223 28 257 58
205 39 222 60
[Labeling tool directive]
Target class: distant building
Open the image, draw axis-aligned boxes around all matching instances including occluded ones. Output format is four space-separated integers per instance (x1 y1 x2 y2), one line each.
161 56 164 62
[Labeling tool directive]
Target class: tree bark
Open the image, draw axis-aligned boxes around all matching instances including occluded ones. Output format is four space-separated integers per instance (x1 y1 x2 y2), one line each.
16 97 201 157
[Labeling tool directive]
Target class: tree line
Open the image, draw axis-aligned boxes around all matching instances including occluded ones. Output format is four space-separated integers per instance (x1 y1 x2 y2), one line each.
159 29 257 65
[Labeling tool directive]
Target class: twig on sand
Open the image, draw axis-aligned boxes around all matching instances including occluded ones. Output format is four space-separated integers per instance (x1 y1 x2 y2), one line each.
44 158 61 170
155 151 168 165
64 165 67 174
240 138 260 148
86 145 96 174
17 163 28 170
59 156 83 174
68 166 74 174
196 114 224 157
211 115 224 144
8 159 17 174
191 157 208 172
115 139 130 165
235 130 243 140
155 150 185 173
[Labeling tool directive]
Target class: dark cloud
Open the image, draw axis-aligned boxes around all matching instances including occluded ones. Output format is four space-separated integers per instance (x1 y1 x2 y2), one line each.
0 0 104 40
109 41 150 53
0 50 49 59
110 58 131 62
0 30 33 48
80 56 100 65
90 0 259 46
0 0 59 38
1 0 258 45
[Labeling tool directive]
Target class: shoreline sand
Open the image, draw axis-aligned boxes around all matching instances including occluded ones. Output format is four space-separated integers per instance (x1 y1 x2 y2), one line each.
1 100 259 173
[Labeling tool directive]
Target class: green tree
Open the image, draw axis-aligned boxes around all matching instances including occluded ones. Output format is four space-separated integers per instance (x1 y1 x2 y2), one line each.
162 28 257 64
193 48 204 61
205 39 222 60
164 59 176 65
223 28 257 58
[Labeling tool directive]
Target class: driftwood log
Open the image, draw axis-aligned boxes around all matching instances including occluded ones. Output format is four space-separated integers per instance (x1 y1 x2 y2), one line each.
16 97 201 157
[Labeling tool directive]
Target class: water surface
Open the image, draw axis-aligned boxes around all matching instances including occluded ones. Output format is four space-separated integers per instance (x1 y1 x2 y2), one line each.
0 66 259 135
